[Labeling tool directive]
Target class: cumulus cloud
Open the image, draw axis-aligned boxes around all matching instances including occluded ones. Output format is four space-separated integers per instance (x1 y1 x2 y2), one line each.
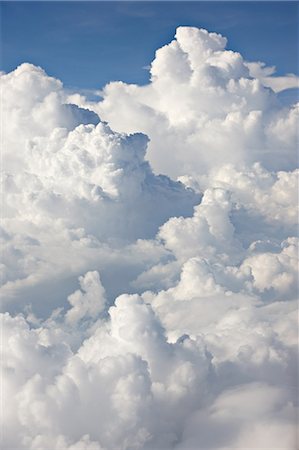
75 27 298 177
65 271 106 326
1 62 198 312
2 63 99 172
2 26 298 450
2 267 297 449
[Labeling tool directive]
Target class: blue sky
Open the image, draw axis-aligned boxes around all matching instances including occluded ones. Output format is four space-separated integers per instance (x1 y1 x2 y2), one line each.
1 1 298 92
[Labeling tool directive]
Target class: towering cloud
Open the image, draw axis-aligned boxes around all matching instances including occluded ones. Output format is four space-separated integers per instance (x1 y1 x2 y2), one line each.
1 27 298 449
76 27 298 177
1 62 199 312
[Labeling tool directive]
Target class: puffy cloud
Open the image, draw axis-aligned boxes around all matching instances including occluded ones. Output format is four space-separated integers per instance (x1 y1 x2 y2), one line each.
2 279 212 449
242 237 298 297
158 187 243 264
65 271 106 326
76 27 298 177
2 268 297 449
2 25 298 450
1 63 198 313
1 63 99 172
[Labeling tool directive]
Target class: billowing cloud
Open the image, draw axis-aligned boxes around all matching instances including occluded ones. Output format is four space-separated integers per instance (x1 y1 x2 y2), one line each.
74 27 298 177
2 26 298 450
2 265 297 449
1 62 198 312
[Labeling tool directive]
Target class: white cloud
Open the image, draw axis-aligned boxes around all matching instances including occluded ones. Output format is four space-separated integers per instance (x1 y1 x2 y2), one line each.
75 26 298 177
1 63 198 312
2 267 297 449
178 382 297 449
65 271 106 326
2 25 298 450
1 63 99 173
246 61 299 92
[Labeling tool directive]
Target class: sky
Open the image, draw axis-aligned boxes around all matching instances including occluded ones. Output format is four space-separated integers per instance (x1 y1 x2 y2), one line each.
1 3 299 450
1 1 298 93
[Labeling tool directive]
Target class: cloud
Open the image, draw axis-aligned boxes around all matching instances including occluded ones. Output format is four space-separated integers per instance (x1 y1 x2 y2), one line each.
2 281 211 449
65 271 106 326
1 63 199 312
2 26 298 450
2 267 297 449
246 61 299 93
1 63 99 173
74 26 298 177
178 382 297 449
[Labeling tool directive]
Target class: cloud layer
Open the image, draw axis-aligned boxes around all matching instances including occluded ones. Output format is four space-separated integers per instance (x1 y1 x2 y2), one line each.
2 26 298 449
